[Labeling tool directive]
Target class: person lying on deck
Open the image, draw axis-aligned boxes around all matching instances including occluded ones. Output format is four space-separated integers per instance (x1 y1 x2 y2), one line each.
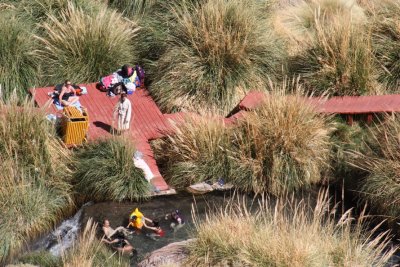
59 80 79 106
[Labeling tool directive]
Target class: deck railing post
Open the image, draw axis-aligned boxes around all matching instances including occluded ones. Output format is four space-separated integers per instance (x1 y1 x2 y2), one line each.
367 114 373 125
346 114 353 126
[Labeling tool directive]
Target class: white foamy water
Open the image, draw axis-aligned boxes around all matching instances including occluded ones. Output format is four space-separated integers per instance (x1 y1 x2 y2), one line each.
32 203 92 256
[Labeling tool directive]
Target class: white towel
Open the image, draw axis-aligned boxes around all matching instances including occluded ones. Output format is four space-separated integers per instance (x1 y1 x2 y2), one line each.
134 158 154 182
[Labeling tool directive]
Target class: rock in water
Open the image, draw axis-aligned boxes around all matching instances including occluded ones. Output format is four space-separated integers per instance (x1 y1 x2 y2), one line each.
138 239 194 267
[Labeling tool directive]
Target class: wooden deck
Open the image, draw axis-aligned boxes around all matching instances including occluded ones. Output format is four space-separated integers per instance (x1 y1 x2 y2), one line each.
30 83 175 195
235 91 400 115
32 84 398 196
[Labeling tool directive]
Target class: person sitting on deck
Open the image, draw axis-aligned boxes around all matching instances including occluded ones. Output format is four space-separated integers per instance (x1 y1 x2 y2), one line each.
101 219 134 255
59 80 79 107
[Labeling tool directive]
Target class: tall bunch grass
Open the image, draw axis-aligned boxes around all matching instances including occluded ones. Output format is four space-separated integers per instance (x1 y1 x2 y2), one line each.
188 191 396 266
17 0 105 23
351 114 400 219
156 82 334 195
155 116 231 187
367 0 400 90
149 0 285 113
108 0 156 17
275 0 379 96
0 94 73 263
0 176 70 263
17 251 61 267
0 94 72 184
36 4 139 85
61 219 130 267
329 119 369 183
0 12 39 98
288 14 379 96
274 0 366 54
74 137 150 201
229 84 333 194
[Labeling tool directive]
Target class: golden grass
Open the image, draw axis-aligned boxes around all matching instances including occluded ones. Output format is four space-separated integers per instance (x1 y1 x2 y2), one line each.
155 115 230 187
74 137 150 202
187 191 397 266
229 83 333 194
149 0 284 113
35 3 139 85
350 114 400 219
0 94 73 263
274 0 366 54
0 12 39 97
156 81 334 195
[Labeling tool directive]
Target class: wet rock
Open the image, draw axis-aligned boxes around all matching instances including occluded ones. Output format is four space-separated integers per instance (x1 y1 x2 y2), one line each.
137 239 194 267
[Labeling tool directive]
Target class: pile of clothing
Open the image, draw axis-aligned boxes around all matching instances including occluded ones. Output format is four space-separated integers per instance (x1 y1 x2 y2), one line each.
98 64 145 96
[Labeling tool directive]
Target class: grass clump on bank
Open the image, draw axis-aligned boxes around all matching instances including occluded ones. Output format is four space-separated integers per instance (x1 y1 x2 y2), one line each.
107 0 156 17
61 219 130 267
16 0 105 23
74 137 150 202
274 0 366 53
351 114 400 219
0 95 73 264
154 116 231 188
16 250 61 267
36 4 139 85
188 192 396 266
276 0 379 96
149 0 284 113
368 0 400 89
0 12 39 98
229 87 333 194
156 84 334 195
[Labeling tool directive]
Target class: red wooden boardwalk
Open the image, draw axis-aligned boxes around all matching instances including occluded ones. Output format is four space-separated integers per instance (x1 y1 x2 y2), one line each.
236 91 400 115
30 83 175 195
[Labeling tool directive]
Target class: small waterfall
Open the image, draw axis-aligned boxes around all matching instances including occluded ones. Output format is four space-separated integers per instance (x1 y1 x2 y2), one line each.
32 202 92 256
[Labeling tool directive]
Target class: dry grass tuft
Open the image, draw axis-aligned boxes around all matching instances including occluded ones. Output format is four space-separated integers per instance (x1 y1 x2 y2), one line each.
0 12 39 97
35 3 139 85
74 137 150 202
156 81 334 195
0 94 73 263
274 0 366 54
350 114 400 219
187 191 397 266
149 0 284 113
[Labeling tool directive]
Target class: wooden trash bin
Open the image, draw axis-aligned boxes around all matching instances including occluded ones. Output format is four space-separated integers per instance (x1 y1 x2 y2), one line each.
61 106 89 146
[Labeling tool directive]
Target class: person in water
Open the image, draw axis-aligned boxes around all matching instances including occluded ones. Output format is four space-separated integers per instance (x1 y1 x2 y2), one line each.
101 219 134 255
59 80 79 106
165 210 185 232
145 220 165 241
126 208 153 231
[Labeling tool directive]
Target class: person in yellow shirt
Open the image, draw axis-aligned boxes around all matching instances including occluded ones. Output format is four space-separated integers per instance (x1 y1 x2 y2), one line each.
127 208 153 230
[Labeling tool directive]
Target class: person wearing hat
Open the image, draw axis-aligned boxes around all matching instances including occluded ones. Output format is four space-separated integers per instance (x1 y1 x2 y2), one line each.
113 92 132 134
